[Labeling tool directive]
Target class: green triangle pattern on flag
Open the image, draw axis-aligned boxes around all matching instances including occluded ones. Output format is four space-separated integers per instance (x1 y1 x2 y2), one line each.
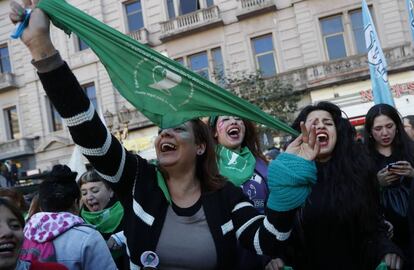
37 0 298 135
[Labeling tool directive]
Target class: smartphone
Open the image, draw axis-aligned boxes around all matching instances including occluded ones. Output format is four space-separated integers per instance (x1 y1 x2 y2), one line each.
387 162 399 170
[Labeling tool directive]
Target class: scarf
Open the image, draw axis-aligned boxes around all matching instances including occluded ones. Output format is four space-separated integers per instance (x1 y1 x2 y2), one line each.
21 212 84 262
35 0 297 135
24 212 84 242
217 145 256 186
81 201 124 233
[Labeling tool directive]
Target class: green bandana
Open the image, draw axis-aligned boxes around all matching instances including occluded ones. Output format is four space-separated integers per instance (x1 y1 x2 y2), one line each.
81 201 124 234
217 145 256 186
157 169 172 204
36 0 297 135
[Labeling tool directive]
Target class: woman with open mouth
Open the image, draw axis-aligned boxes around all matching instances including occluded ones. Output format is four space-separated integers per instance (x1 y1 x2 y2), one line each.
266 102 403 270
78 170 128 270
210 116 279 269
9 2 316 269
364 104 414 268
0 198 67 270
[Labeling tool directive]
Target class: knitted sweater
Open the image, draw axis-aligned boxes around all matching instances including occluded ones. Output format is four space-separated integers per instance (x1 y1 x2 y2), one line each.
36 56 295 270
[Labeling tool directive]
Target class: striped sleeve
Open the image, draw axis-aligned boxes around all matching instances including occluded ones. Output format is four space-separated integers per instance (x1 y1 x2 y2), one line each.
37 61 138 197
229 189 296 256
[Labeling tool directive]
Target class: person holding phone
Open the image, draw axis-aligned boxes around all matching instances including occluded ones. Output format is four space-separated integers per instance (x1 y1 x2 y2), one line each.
364 104 414 268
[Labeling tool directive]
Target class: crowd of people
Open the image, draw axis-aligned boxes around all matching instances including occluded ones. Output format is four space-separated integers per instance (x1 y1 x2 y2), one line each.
2 0 414 269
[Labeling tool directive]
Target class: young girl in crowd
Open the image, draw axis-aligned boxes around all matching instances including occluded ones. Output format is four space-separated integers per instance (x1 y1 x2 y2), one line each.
364 104 414 268
78 170 129 269
0 197 68 270
9 2 306 268
266 102 402 270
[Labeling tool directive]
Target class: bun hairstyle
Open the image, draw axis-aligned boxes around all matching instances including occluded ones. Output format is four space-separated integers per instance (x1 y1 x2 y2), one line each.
38 165 80 212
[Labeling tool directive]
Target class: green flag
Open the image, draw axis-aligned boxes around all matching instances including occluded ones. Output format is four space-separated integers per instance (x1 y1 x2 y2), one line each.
37 0 298 135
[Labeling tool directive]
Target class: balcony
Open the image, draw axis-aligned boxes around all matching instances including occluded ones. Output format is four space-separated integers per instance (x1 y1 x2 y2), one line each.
160 6 223 41
276 43 414 92
127 28 151 45
0 73 18 92
0 138 35 160
237 0 277 20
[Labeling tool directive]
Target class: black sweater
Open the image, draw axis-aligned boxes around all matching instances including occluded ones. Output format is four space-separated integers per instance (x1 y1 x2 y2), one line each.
38 60 294 269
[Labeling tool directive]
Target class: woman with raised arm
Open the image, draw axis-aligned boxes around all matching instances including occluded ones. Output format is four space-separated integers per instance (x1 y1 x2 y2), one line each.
364 104 414 268
9 1 321 269
266 102 403 270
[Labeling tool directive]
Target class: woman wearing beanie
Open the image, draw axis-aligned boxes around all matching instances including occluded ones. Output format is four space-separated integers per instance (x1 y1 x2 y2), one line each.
267 102 402 270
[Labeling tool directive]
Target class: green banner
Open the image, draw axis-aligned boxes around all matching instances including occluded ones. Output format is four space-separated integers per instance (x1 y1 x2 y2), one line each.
37 0 298 135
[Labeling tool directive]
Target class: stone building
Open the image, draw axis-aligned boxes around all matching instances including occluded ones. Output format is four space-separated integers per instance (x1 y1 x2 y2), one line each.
0 0 413 174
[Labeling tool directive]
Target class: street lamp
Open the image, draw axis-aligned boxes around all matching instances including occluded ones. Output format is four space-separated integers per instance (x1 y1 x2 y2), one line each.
103 105 131 142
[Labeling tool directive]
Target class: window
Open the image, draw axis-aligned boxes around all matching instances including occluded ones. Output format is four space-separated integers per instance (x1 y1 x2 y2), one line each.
0 45 11 73
211 47 224 84
320 15 347 60
82 83 98 113
176 47 225 83
77 36 89 51
175 58 184 65
167 0 176 19
320 7 375 59
206 0 214 7
189 52 209 79
350 9 371 55
252 34 277 78
4 106 20 140
46 97 63 132
125 0 144 32
180 0 200 15
166 0 213 18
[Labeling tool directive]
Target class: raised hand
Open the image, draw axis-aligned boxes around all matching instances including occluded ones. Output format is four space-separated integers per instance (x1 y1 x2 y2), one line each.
9 0 55 60
285 122 320 161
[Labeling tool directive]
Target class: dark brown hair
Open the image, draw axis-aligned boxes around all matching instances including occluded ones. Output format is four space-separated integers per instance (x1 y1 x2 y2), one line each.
0 188 27 212
0 197 25 228
210 117 267 164
160 119 226 192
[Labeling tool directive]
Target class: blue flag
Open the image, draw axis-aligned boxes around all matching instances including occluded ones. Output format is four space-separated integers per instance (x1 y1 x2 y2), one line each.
362 0 395 107
407 0 414 42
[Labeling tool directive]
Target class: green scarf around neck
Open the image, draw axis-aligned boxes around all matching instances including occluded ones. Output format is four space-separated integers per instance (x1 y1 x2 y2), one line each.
157 169 172 204
217 145 256 186
81 201 124 233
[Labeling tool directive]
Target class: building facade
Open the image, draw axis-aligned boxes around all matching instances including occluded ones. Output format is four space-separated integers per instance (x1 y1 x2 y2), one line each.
0 0 413 175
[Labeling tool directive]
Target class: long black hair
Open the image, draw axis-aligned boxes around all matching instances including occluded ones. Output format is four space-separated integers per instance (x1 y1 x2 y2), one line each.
364 104 414 163
292 102 378 232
